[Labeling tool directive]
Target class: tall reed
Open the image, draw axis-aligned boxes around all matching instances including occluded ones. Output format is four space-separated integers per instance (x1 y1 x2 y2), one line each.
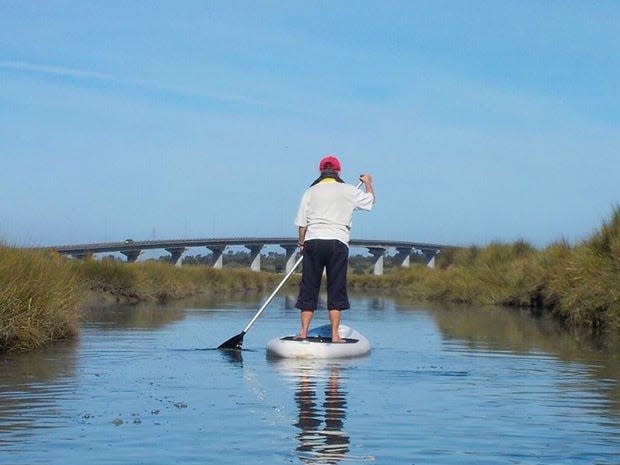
350 207 620 332
0 246 81 352
543 208 620 330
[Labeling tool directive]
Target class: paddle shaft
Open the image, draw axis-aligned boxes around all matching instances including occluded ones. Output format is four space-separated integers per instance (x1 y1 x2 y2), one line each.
241 254 303 334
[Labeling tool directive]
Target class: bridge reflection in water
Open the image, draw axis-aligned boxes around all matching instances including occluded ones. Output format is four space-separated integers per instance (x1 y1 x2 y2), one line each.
49 237 450 275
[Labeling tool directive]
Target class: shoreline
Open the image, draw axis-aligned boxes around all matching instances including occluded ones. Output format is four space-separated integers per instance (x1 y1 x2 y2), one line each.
1 207 618 353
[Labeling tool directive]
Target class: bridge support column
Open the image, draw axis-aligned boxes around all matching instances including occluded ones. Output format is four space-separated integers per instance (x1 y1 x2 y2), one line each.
367 247 387 276
121 249 142 263
206 245 226 269
280 244 299 274
420 248 440 268
166 247 186 267
395 247 413 268
245 245 263 272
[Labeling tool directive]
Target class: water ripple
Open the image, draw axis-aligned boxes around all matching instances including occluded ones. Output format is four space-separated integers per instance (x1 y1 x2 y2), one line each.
0 300 618 465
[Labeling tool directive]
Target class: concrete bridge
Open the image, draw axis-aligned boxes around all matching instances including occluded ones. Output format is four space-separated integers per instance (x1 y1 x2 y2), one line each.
51 237 451 275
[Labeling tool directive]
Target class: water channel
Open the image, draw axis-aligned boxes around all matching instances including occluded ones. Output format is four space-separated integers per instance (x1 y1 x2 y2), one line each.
1 294 619 464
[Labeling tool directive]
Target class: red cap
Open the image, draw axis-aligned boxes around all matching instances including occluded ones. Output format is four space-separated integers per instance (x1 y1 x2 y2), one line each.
319 155 341 171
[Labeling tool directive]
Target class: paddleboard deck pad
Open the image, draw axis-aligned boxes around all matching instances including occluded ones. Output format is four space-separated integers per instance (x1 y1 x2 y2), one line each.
266 324 371 359
279 336 359 343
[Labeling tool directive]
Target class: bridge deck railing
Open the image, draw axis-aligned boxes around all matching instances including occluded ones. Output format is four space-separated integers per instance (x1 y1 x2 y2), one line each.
48 237 453 275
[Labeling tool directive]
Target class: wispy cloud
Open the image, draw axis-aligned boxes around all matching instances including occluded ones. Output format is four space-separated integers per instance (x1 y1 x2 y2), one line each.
0 60 268 109
0 60 117 82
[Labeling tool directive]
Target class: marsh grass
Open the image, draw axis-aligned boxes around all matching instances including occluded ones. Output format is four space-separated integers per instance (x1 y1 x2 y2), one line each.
2 208 618 352
72 259 279 303
544 209 620 330
350 208 620 332
0 246 81 352
1 249 279 352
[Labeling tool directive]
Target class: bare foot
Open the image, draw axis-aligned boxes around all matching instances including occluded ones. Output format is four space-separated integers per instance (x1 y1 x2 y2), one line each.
331 337 345 343
293 334 307 340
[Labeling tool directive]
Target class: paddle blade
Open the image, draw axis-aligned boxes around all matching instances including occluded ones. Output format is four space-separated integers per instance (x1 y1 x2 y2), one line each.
217 331 245 350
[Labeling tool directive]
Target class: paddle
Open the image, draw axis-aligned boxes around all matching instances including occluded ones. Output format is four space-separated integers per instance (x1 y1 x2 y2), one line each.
217 179 365 351
217 254 304 350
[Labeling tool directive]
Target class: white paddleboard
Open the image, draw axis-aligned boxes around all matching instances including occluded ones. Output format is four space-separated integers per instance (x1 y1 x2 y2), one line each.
266 324 371 359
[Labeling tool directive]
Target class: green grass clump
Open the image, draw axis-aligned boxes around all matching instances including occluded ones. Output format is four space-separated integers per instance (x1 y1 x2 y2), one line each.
1 249 280 352
0 246 81 352
543 209 620 331
357 240 541 307
70 258 140 298
72 259 278 303
351 208 620 333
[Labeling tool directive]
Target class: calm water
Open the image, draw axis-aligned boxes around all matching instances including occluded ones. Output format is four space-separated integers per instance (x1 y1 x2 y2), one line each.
1 294 618 465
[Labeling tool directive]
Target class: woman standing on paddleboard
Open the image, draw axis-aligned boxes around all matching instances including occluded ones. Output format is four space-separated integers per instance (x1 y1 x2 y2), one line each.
294 155 375 342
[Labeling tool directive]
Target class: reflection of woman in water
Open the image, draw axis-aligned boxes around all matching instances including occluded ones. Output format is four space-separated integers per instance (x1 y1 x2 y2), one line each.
294 365 350 464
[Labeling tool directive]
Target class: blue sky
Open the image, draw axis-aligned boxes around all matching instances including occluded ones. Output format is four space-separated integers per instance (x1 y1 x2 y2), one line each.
1 1 619 249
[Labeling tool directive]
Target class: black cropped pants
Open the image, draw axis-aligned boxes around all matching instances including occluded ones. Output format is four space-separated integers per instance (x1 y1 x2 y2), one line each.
295 239 350 311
